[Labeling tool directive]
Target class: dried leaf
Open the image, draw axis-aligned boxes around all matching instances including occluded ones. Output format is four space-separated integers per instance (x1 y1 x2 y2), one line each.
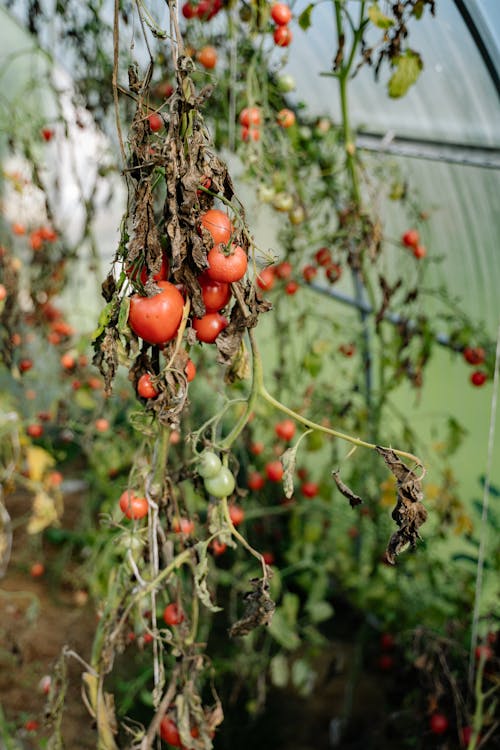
281 447 297 499
0 496 12 578
332 470 363 507
229 577 276 637
26 445 55 482
27 491 61 534
193 541 222 612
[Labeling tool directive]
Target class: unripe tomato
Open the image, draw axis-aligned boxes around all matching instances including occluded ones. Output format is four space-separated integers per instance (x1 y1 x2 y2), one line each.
148 113 163 132
229 504 245 526
271 2 292 25
256 267 276 291
429 713 449 735
273 25 293 46
239 107 261 127
137 373 158 398
198 451 222 478
470 371 487 387
128 281 184 346
200 209 233 245
206 243 248 283
198 272 231 311
119 490 149 520
274 419 295 441
197 45 217 69
185 358 196 382
248 471 265 491
272 193 294 212
265 460 283 482
276 108 295 128
301 481 319 498
402 229 419 248
163 603 185 626
193 312 228 343
204 466 236 497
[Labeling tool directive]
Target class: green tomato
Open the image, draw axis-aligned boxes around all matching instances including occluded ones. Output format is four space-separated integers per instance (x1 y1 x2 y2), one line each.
258 184 275 204
277 74 296 93
197 451 222 479
273 193 294 212
204 466 236 498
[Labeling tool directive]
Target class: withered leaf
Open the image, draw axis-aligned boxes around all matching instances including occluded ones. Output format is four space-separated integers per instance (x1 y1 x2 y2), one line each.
332 470 363 507
229 577 276 638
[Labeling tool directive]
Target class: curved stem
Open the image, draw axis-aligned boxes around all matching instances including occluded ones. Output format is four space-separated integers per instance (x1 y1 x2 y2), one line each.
220 495 267 578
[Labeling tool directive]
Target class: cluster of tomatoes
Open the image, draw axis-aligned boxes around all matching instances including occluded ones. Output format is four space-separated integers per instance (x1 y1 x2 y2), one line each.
271 2 293 47
302 246 342 285
462 345 488 387
11 221 58 252
181 0 223 22
401 228 426 259
256 260 299 296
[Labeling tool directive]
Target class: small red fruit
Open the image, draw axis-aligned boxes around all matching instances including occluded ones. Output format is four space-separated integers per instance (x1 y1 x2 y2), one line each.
95 418 110 432
474 644 493 661
185 359 196 382
314 247 332 266
163 602 185 626
60 352 76 370
276 108 295 128
24 720 39 732
274 419 295 441
119 490 149 520
273 25 293 46
377 654 394 671
302 264 317 283
301 481 319 498
137 373 158 398
197 45 218 69
248 471 265 491
463 346 485 366
30 562 45 578
275 261 293 279
250 441 265 455
182 1 197 18
241 126 260 142
19 358 33 373
461 726 481 747
27 424 43 438
0 283 6 301
262 551 275 565
172 517 195 535
193 312 228 343
148 112 163 132
229 504 245 526
380 632 395 650
265 460 284 482
200 209 234 245
239 107 261 127
429 713 449 736
339 342 356 357
198 272 231 312
325 263 342 282
470 371 487 387
271 3 292 25
160 716 182 746
412 244 427 259
402 229 420 248
212 538 227 556
41 127 54 142
285 280 299 295
256 266 276 291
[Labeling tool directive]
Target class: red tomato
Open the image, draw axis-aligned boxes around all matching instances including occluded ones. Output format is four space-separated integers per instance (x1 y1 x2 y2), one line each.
41 127 54 141
339 342 356 357
95 418 110 432
241 126 261 142
275 261 293 279
250 441 265 455
182 1 196 18
274 419 295 441
325 263 342 282
212 538 227 556
200 209 234 245
12 223 26 236
128 281 184 345
271 2 292 25
470 371 487 387
148 113 163 132
315 247 332 266
30 562 45 578
302 265 317 283
256 267 275 291
463 346 485 365
301 481 319 498
402 229 419 248
0 283 6 301
193 312 228 343
197 45 218 69
248 471 265 491
285 280 299 295
172 517 195 535
265 460 283 482
128 253 170 285
39 226 57 241
276 109 295 128
119 490 149 520
207 243 248 283
273 25 293 46
160 716 182 746
429 713 449 736
412 244 427 259
475 644 493 661
229 504 245 526
19 358 33 373
27 423 43 438
262 551 275 565
185 358 196 382
239 107 261 127
60 352 76 370
163 603 185 626
199 271 231 311
137 373 158 398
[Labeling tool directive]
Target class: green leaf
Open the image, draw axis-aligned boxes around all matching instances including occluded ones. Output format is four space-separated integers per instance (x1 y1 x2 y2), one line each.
412 0 425 19
298 3 314 31
306 600 334 624
282 592 300 625
117 296 131 335
73 389 97 411
270 654 289 688
368 3 394 29
268 609 301 651
92 301 114 340
194 541 222 612
388 50 423 98
291 659 316 695
128 410 157 437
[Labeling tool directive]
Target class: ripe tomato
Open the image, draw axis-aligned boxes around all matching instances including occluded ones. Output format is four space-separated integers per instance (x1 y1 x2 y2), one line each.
185 358 196 382
276 108 295 128
470 371 487 387
429 713 449 735
95 418 110 432
204 466 236 497
265 460 283 482
137 373 158 398
198 450 222 478
160 716 182 746
19 358 33 373
463 346 485 366
182 1 196 18
148 113 163 132
207 243 247 283
239 107 261 127
128 253 169 285
412 244 427 259
285 280 299 295
197 45 218 69
128 281 184 345
241 126 260 142
250 441 265 455
302 264 317 283
200 209 234 245
198 272 231 310
119 490 149 520
212 538 227 556
402 229 419 248
248 471 265 491
262 551 275 566
271 2 292 25
380 632 395 650
315 247 332 266
0 283 6 301
229 504 245 526
273 25 293 46
301 481 319 498
60 352 76 370
193 312 228 343
41 127 54 142
30 562 45 578
172 517 195 535
275 261 293 280
275 419 295 441
339 342 356 357
27 423 43 438
325 263 342 282
12 223 26 236
475 644 493 661
256 267 275 291
163 603 185 626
